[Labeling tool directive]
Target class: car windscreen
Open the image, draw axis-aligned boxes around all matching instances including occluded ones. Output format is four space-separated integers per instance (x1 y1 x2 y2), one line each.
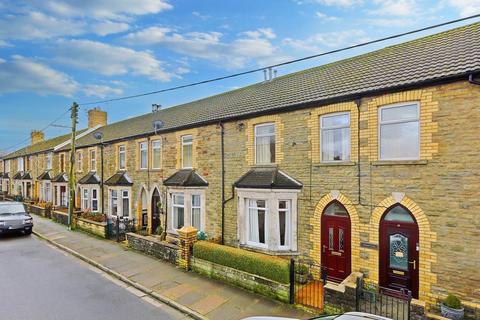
0 204 26 215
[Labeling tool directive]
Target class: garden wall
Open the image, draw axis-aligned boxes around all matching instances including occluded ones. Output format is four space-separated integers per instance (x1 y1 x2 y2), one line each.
126 232 178 265
75 217 108 238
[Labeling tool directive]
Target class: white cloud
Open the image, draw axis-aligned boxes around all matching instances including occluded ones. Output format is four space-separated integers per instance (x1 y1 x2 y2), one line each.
192 11 211 21
124 27 283 69
92 21 130 36
447 0 480 17
54 39 175 81
0 11 85 40
283 29 368 53
0 55 78 96
39 0 172 20
369 0 418 16
0 40 11 47
315 11 339 21
82 84 123 98
299 0 362 8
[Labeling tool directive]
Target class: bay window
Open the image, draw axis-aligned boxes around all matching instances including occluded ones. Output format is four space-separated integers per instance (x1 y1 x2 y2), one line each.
169 189 205 233
152 140 161 169
172 193 185 230
82 188 89 210
122 190 129 216
139 142 148 169
320 112 350 162
379 102 420 160
182 135 193 168
111 189 118 215
255 123 275 164
92 189 98 212
238 189 298 252
107 188 131 217
81 187 99 212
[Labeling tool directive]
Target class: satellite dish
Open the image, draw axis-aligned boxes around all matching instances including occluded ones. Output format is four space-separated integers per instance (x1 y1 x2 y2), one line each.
93 132 104 140
152 120 164 132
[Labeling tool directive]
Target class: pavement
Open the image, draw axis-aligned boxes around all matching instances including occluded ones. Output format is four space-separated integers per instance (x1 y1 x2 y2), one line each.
30 215 314 320
0 232 190 320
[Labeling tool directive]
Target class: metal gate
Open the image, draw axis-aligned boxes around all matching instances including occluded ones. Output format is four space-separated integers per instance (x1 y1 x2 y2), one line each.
108 216 137 241
290 259 326 310
356 278 411 320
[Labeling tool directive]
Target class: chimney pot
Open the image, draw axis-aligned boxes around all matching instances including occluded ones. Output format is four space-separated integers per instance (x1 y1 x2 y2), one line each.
88 107 107 128
31 130 45 145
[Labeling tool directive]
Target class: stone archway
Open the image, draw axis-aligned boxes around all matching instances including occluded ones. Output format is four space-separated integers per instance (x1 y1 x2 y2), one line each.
136 186 149 230
310 191 360 273
370 193 437 303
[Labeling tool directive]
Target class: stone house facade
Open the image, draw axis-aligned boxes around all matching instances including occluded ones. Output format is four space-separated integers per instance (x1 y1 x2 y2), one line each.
2 23 480 310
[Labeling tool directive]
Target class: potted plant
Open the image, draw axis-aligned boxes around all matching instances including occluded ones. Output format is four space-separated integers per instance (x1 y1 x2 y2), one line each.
197 230 207 240
295 264 309 284
441 294 464 320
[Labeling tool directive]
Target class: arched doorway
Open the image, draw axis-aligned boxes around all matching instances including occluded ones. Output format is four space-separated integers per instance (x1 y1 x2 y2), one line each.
379 205 419 298
321 201 351 282
151 188 161 234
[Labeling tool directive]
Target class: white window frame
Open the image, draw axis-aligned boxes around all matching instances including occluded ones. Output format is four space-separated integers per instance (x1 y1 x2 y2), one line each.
118 145 126 170
91 188 98 212
81 186 99 212
44 182 51 202
320 112 351 163
121 189 130 217
168 188 206 233
151 140 161 169
278 200 291 250
246 198 269 249
139 142 148 170
82 188 89 210
17 157 24 172
77 151 82 172
46 153 52 170
237 189 299 252
181 135 193 169
90 149 96 172
190 194 202 231
5 160 10 172
378 102 420 161
171 193 185 231
254 123 276 164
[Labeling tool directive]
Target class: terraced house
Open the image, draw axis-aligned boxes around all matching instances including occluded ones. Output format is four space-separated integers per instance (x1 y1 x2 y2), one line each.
2 23 480 312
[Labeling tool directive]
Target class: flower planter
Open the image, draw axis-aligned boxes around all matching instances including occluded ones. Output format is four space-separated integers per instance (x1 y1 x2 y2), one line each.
441 303 464 320
295 273 308 284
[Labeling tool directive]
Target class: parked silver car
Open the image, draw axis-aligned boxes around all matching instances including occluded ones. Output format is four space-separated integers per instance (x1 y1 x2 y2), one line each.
0 202 33 235
242 312 392 320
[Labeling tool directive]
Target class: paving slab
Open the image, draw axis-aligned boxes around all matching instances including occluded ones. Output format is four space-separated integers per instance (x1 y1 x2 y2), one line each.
32 215 314 320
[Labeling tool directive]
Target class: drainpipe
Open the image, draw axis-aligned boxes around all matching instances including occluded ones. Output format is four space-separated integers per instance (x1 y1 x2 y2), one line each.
468 73 480 85
220 122 225 245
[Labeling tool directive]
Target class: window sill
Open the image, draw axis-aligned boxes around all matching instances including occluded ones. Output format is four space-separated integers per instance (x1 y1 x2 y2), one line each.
252 163 278 168
314 161 357 167
239 244 299 256
371 160 428 166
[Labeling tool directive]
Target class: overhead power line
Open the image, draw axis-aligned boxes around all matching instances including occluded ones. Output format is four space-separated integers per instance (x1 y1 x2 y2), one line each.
78 13 480 106
2 108 71 154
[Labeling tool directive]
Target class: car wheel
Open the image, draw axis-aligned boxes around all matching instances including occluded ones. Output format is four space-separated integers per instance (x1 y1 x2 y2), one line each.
24 229 32 235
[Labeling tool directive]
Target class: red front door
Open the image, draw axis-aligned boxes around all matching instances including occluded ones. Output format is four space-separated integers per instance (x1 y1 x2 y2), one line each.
380 207 419 298
321 213 351 282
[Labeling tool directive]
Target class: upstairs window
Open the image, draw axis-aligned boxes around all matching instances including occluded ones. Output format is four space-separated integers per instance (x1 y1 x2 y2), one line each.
139 142 148 169
5 160 10 172
320 112 350 162
90 149 96 171
17 157 24 172
182 135 193 168
118 145 126 170
46 153 52 170
379 103 420 160
152 140 161 169
77 151 82 172
255 123 275 164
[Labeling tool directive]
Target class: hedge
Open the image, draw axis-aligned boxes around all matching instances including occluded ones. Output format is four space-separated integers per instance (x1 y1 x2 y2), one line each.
193 241 290 284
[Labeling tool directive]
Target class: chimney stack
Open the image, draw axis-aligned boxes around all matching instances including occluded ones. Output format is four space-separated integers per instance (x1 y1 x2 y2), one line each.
31 130 45 145
88 108 107 128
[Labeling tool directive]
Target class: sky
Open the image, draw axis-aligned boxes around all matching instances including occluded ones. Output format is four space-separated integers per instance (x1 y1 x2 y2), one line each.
0 0 479 154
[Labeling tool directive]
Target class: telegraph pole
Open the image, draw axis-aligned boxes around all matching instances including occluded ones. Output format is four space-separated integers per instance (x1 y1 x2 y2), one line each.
68 102 78 230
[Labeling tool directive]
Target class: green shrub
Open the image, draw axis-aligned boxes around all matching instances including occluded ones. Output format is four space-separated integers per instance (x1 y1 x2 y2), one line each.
193 241 290 284
296 264 309 275
444 294 462 309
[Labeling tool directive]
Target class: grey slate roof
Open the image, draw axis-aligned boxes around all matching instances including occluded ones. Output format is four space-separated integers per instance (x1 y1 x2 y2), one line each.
37 171 52 181
52 172 68 183
163 169 208 187
234 167 303 190
21 172 32 180
78 172 100 185
13 172 23 180
105 171 133 186
60 22 480 150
